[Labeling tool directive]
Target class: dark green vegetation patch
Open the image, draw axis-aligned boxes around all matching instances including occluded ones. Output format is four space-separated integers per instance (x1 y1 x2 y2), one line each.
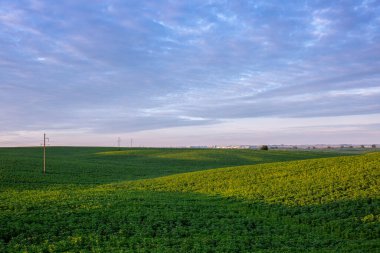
0 147 379 252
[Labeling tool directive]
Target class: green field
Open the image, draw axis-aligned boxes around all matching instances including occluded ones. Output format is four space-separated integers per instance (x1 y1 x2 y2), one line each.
0 147 379 252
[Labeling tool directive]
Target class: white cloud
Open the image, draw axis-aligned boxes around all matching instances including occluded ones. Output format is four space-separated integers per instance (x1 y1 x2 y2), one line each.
328 87 380 97
311 13 331 39
178 115 208 121
215 12 236 24
154 19 214 36
306 8 335 47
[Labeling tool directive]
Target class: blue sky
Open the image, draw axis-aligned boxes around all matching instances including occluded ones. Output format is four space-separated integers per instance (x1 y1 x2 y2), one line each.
1 0 380 146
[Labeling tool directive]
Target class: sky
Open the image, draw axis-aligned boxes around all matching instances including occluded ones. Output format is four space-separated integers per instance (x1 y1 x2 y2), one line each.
1 0 380 147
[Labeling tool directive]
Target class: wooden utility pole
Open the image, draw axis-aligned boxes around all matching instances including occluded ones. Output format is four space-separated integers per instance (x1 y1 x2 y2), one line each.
118 137 121 150
43 133 49 175
43 133 46 175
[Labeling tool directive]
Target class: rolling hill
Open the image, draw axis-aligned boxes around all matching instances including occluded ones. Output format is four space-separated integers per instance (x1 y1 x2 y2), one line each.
0 148 379 252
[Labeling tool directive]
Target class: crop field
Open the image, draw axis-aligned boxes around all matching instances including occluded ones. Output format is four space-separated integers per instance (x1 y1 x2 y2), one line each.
0 147 379 252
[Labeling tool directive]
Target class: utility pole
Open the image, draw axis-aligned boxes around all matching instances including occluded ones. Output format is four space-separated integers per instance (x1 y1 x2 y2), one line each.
43 133 49 175
130 138 133 148
118 137 121 150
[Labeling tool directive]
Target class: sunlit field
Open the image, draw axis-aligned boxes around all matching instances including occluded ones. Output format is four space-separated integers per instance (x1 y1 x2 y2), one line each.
1 147 379 252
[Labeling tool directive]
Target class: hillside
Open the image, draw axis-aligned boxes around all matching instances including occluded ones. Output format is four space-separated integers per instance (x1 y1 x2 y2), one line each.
122 152 380 205
0 149 379 252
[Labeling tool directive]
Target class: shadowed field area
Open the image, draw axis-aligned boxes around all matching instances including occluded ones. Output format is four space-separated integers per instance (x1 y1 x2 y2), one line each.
0 147 350 190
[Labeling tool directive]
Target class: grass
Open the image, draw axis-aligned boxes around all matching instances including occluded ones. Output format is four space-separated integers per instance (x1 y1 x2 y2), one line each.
0 147 379 252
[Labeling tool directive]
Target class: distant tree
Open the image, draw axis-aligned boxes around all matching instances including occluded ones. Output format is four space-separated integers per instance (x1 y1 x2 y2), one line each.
312 146 316 149
371 144 376 148
260 145 269 150
327 146 332 149
292 146 298 149
349 145 353 148
360 145 365 148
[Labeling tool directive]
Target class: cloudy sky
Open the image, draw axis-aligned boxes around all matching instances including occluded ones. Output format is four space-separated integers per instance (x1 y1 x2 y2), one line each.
1 0 380 147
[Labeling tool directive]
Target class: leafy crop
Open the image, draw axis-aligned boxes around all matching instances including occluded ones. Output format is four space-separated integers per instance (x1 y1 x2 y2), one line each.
124 152 380 205
0 147 379 252
0 147 347 190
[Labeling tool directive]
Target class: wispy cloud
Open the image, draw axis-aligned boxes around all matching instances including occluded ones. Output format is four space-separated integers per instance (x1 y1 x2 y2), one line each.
0 0 379 146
